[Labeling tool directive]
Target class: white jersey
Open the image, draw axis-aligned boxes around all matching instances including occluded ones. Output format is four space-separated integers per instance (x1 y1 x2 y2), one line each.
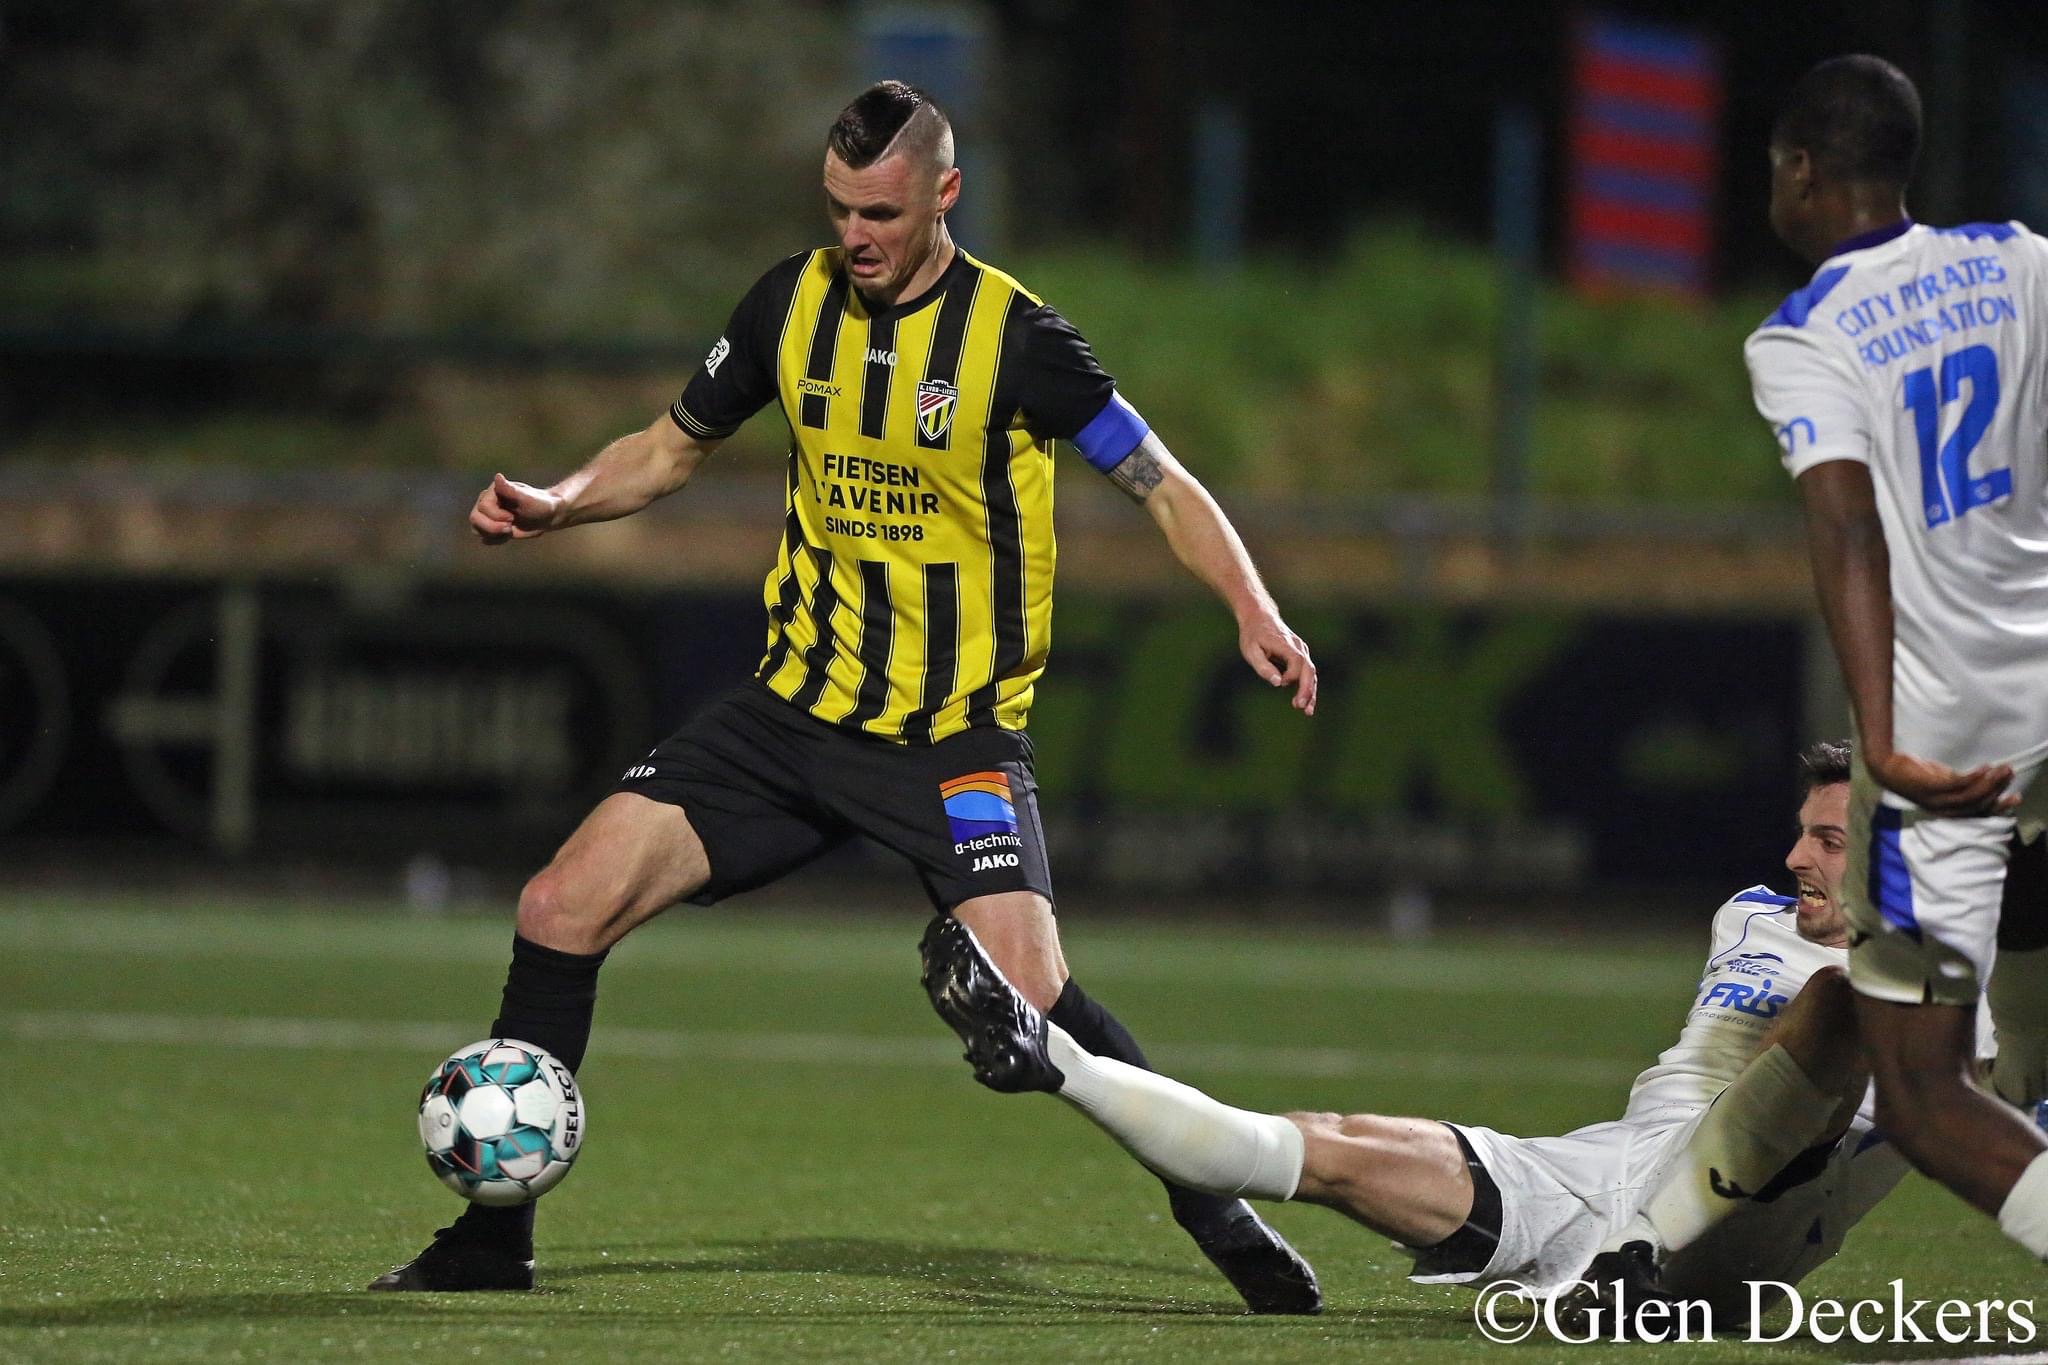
1747 220 2048 771
1623 888 1853 1125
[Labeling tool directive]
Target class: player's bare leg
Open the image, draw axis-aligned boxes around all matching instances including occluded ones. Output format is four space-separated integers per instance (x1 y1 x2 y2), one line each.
370 793 715 1292
516 792 714 954
951 891 1067 1011
1288 1113 1475 1247
920 912 1322 1313
1858 997 2048 1229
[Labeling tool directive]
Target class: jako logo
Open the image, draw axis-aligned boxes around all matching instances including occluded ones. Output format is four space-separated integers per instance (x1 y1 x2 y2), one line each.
866 347 897 367
973 853 1020 872
705 336 731 376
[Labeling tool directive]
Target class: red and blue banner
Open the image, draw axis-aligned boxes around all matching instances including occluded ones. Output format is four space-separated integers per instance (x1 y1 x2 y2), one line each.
1569 14 1722 296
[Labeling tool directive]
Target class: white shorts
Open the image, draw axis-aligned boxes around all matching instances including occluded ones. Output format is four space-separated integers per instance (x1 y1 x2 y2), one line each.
1416 1113 1906 1318
1843 748 2048 1006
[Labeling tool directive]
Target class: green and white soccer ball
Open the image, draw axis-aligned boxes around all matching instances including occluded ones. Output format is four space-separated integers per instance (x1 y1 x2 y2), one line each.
417 1039 584 1206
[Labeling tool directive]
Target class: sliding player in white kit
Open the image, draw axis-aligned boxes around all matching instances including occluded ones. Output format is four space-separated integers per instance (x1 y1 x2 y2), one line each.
1745 54 2048 1268
922 742 1935 1321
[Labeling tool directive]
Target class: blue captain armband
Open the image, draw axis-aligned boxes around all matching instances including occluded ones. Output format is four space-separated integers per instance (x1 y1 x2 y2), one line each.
1073 392 1151 472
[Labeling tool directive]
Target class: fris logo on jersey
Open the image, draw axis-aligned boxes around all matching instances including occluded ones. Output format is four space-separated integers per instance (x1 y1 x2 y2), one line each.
917 380 959 442
1699 953 1790 1020
705 336 731 377
1698 978 1788 1019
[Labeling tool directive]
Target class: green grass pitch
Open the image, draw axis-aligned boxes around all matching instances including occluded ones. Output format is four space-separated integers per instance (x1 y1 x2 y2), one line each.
1 895 2040 1363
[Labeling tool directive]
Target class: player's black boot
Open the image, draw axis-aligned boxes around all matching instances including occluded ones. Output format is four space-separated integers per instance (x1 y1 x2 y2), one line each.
1552 1240 1666 1338
1175 1198 1323 1315
919 915 1065 1093
366 1221 535 1292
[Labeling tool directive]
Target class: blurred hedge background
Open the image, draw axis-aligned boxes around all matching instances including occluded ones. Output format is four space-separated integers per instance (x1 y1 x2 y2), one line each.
1 0 1798 505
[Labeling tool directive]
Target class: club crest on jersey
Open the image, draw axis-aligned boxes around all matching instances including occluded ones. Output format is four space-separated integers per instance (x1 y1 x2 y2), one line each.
917 379 959 442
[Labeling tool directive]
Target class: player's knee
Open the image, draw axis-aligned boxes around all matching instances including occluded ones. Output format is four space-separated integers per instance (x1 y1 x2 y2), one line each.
1287 1112 1374 1190
1777 965 1858 1053
1280 1114 1359 1202
1283 1110 1348 1138
1803 963 1852 1000
515 868 608 953
1334 1112 1397 1141
1780 964 1850 1022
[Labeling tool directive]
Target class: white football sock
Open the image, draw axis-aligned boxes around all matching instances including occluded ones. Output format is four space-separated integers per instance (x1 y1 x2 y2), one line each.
1998 1154 2048 1260
1613 1045 1840 1260
1998 1151 2048 1258
1045 1024 1304 1201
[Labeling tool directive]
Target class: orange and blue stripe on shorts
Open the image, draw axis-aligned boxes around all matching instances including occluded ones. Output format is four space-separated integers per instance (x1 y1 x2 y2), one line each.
940 770 1016 844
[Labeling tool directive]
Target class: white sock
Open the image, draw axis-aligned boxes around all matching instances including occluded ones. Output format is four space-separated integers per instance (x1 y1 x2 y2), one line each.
1614 1045 1841 1259
1998 1150 2048 1258
1045 1024 1304 1201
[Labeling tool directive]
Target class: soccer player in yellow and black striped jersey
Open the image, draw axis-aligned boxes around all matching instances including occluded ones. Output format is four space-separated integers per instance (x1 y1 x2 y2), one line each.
374 81 1321 1312
672 235 1107 743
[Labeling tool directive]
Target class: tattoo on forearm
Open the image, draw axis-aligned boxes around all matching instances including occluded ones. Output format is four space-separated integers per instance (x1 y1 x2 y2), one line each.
1108 447 1165 503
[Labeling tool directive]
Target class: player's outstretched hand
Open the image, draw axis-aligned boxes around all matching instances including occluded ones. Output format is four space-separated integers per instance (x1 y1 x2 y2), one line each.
1868 749 2019 816
471 472 565 545
1240 614 1316 716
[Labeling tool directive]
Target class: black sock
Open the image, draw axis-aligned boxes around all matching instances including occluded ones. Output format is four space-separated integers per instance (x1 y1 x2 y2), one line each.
1048 979 1241 1226
1048 977 1153 1068
487 934 609 1072
451 934 608 1251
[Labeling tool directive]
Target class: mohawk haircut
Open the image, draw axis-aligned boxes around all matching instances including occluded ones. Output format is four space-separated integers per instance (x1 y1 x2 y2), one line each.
827 80 954 172
1798 739 1853 791
1773 55 1922 188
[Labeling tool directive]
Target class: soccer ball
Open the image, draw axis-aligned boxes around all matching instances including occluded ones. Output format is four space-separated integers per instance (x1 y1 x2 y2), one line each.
417 1039 584 1206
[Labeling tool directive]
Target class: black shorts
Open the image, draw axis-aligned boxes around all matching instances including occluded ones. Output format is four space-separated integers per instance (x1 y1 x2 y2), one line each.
616 682 1053 911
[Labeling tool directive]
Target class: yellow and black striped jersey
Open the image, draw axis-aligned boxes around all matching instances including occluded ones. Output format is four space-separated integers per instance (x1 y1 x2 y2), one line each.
671 247 1149 743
